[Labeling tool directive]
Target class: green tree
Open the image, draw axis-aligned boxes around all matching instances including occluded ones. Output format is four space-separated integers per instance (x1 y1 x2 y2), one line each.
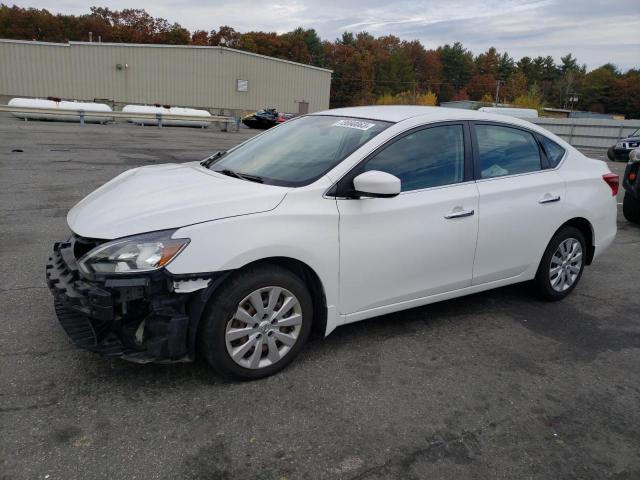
498 52 515 80
506 71 529 101
302 28 325 67
579 64 619 113
475 47 500 76
280 28 313 64
376 49 416 96
437 42 474 101
517 57 535 82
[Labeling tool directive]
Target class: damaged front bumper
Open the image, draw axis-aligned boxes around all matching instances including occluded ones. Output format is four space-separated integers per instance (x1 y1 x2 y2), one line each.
45 236 219 363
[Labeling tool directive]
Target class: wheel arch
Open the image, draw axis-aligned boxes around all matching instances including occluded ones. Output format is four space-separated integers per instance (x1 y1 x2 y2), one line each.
559 217 595 265
238 257 328 336
188 256 328 355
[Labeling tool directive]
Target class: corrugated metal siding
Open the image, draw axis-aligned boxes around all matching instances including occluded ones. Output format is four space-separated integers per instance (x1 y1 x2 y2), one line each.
0 40 331 113
532 118 640 149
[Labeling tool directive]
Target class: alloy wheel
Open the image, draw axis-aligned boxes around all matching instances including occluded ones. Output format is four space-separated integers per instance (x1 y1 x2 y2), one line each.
549 237 583 292
224 286 303 369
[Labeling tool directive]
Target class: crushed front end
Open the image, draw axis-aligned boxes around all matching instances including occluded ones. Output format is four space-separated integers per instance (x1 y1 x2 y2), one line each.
45 235 217 363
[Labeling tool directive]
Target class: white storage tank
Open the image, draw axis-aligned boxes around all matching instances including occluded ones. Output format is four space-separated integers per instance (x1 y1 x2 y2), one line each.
8 97 113 123
122 105 212 128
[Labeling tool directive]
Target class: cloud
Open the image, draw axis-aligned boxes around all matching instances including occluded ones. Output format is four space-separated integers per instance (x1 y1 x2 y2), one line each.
11 0 640 70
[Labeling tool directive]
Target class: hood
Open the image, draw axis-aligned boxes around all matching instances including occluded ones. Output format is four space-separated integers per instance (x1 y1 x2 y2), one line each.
67 162 289 239
619 136 639 143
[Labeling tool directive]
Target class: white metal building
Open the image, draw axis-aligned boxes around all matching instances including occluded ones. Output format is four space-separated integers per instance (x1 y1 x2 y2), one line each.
0 39 332 115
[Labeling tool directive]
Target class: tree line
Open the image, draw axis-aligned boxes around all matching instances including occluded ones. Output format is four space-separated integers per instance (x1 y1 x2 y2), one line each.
1 4 638 118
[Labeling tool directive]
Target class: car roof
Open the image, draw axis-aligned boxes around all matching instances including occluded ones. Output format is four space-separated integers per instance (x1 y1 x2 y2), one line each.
312 105 535 125
311 105 573 150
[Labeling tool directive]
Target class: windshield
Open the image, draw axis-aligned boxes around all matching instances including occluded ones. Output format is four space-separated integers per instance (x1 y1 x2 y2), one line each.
208 115 392 186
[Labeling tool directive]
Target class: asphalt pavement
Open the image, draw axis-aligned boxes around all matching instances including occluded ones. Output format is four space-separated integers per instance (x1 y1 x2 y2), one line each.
1 114 639 480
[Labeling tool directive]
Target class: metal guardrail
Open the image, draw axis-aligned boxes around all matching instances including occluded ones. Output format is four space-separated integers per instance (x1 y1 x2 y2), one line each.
0 105 239 131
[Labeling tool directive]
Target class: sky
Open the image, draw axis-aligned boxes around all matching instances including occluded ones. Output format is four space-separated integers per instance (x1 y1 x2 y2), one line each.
12 0 640 71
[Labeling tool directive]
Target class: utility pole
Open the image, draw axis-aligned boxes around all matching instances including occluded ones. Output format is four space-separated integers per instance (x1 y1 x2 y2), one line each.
494 80 503 106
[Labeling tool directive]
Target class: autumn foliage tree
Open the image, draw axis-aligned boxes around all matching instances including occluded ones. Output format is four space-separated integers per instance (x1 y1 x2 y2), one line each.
0 4 638 117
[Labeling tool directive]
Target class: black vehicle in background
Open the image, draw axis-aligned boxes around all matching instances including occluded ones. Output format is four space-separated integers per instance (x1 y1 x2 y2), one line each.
622 148 640 224
608 129 640 161
242 108 295 129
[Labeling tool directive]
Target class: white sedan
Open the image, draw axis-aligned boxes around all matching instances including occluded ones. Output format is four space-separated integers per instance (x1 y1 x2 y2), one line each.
46 106 618 379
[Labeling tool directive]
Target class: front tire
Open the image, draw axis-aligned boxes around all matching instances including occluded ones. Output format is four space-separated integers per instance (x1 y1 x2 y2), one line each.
200 264 313 380
607 146 616 161
534 226 586 301
623 192 640 224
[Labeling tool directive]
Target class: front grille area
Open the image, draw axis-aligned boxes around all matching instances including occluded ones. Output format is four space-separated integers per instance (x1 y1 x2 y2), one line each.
72 234 106 260
46 240 114 321
54 300 117 350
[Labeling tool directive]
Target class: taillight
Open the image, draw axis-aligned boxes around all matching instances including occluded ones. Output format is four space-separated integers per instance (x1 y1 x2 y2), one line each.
602 173 619 196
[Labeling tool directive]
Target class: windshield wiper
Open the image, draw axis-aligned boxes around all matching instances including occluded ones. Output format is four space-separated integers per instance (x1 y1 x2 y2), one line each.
200 151 226 168
215 168 264 183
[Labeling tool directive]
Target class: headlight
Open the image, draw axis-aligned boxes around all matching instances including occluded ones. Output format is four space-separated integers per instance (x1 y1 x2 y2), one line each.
78 230 189 275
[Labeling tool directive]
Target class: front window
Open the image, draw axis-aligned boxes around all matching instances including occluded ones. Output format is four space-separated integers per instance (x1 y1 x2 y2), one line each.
208 115 391 186
363 125 466 191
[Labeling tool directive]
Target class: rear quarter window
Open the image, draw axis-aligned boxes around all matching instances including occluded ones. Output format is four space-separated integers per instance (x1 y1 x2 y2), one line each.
540 136 566 167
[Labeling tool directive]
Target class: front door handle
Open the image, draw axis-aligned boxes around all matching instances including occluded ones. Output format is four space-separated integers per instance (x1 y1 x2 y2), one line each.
444 209 475 219
539 194 561 204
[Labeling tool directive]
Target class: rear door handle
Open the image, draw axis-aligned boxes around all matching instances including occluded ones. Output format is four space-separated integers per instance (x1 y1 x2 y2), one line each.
445 209 475 219
539 195 561 204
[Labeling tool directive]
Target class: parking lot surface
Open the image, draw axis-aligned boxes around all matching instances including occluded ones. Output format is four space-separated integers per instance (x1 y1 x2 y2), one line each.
1 115 639 480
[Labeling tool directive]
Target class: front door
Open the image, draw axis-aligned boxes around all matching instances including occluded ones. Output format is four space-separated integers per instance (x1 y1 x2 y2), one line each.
336 123 479 316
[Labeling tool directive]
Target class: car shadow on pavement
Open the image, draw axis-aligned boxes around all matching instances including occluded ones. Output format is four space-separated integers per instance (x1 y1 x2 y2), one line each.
77 282 536 386
67 274 640 389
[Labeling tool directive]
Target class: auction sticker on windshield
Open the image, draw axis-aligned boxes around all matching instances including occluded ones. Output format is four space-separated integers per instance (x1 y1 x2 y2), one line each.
333 119 376 131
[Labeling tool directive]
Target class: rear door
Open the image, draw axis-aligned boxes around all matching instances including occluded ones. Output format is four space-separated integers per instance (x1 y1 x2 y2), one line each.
471 122 566 285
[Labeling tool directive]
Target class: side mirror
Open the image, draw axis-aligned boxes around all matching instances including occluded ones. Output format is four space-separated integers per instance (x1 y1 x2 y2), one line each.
352 170 401 198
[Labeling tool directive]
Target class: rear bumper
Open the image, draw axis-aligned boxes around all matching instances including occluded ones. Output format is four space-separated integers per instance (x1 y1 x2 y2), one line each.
46 237 215 363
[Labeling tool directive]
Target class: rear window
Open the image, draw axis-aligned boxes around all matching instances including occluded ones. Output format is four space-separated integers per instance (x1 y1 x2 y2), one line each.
476 124 542 178
540 136 566 167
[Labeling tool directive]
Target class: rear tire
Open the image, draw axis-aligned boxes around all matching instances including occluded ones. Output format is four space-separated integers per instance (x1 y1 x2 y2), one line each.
534 226 586 301
199 264 313 380
607 146 616 161
623 192 640 224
